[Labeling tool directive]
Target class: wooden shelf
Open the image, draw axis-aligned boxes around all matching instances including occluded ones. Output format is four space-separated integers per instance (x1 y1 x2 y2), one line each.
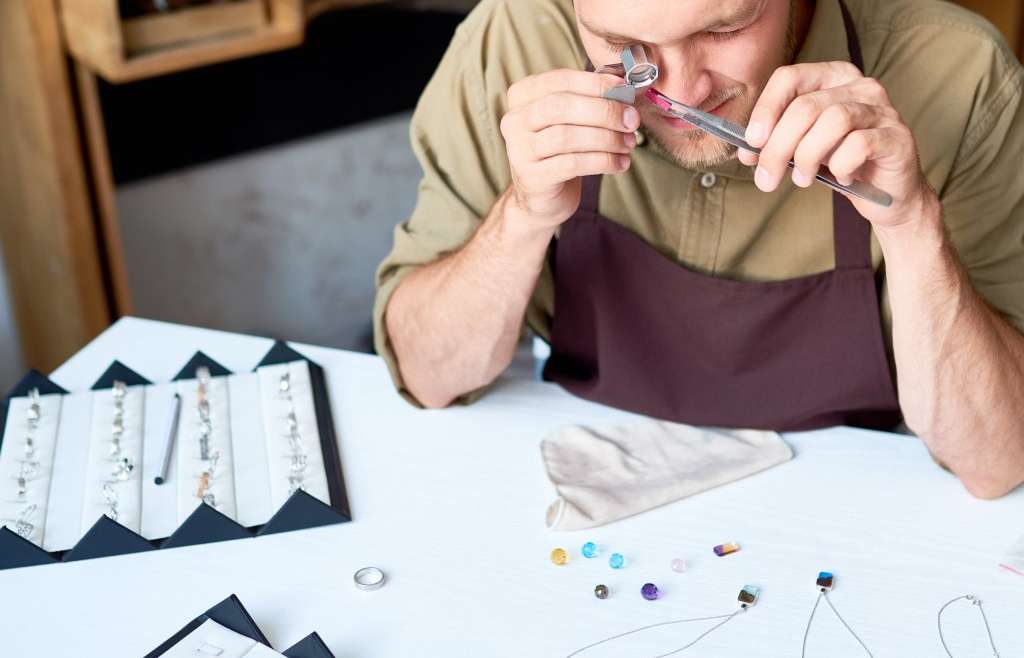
60 0 305 83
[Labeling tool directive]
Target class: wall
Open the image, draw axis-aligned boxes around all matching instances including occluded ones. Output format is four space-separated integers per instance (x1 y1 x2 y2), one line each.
115 113 420 353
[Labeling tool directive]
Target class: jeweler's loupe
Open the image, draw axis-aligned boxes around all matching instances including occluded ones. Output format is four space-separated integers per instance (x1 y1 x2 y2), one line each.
621 44 658 88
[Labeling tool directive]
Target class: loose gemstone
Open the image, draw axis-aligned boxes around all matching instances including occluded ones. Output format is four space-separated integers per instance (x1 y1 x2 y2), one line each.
550 548 569 565
816 571 835 591
671 558 688 573
641 583 659 600
582 542 598 558
713 542 740 557
609 553 625 569
594 584 609 599
738 585 760 606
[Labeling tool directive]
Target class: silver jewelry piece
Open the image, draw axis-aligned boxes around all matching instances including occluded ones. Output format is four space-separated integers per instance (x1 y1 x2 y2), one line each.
112 457 134 481
207 450 220 476
289 453 307 473
567 609 746 657
354 566 386 591
19 460 40 480
26 388 41 425
938 594 1000 658
196 368 213 461
102 482 119 521
14 504 37 538
15 460 39 498
110 381 127 458
1 504 37 539
802 585 874 657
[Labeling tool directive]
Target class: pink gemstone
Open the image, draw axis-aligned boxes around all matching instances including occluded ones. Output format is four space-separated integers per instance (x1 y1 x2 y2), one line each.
671 558 688 573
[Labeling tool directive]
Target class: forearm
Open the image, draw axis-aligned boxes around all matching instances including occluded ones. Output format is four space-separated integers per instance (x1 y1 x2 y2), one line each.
385 189 555 408
878 194 1024 498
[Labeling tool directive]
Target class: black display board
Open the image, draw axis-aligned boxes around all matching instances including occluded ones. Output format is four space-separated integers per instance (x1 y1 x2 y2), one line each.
0 342 350 571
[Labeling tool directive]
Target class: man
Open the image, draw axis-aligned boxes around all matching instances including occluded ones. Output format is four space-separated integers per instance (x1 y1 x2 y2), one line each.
374 0 1024 498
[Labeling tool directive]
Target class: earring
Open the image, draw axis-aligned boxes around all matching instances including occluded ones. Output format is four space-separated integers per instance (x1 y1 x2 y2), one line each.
111 457 134 481
26 388 41 426
102 482 119 521
1 504 37 539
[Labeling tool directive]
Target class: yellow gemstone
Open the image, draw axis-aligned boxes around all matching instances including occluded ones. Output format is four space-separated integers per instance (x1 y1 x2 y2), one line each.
550 548 569 565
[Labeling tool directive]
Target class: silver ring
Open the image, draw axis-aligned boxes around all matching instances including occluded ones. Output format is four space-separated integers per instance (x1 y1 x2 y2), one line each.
354 566 386 591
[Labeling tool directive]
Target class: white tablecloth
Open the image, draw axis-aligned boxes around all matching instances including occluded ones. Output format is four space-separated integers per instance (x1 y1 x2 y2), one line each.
1 317 1020 656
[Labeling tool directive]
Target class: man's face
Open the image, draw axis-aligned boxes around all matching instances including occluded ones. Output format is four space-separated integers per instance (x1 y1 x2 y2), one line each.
576 0 798 168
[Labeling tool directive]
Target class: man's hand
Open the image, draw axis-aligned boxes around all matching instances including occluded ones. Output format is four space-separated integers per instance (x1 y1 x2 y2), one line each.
737 62 936 229
500 69 640 230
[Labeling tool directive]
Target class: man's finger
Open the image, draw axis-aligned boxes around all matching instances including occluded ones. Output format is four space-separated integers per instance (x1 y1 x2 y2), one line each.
525 92 640 133
533 151 631 183
532 125 635 160
745 61 864 147
791 102 882 187
827 126 907 185
508 69 625 109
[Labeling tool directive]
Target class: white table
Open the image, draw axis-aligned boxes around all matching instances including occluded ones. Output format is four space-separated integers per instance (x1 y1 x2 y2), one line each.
1 317 1021 657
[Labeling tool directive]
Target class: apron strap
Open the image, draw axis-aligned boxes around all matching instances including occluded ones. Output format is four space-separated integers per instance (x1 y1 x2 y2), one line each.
832 193 872 269
578 61 604 214
839 0 864 70
832 0 872 270
579 174 603 214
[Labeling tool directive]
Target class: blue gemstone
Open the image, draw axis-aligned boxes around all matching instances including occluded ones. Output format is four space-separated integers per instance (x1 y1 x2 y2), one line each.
609 553 625 569
582 542 598 558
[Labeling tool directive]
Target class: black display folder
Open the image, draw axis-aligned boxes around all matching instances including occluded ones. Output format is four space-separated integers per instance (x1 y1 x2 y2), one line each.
0 342 351 571
144 594 336 658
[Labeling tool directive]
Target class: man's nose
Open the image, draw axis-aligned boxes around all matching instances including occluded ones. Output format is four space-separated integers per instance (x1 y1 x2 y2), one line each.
654 51 713 108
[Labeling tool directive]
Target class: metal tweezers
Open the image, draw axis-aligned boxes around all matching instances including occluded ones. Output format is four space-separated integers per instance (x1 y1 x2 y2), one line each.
600 56 893 208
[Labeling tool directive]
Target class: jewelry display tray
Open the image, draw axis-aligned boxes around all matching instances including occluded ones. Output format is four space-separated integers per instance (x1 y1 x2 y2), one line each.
0 341 351 571
145 593 336 658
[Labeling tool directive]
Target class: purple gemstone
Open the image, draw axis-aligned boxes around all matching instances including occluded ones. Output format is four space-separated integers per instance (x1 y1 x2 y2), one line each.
641 583 659 600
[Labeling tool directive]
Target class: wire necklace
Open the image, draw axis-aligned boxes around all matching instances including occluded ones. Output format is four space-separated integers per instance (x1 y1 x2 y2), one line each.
801 572 874 657
566 585 759 657
937 594 1001 658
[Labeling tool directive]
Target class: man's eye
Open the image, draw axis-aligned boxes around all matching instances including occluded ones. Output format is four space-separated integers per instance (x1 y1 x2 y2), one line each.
707 27 744 41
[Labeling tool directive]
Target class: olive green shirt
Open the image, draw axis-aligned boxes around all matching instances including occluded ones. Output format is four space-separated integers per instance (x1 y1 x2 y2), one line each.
374 0 1024 404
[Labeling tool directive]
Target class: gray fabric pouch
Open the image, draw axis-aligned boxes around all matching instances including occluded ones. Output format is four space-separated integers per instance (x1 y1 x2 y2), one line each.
542 420 794 531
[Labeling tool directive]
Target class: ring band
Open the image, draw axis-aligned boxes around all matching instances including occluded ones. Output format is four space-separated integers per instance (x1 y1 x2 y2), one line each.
354 566 386 591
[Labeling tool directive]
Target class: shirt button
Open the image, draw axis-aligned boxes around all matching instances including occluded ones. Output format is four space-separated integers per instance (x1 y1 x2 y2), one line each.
634 130 646 147
700 172 717 189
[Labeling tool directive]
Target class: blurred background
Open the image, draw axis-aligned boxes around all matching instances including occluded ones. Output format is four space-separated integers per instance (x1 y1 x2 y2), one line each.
0 0 1021 391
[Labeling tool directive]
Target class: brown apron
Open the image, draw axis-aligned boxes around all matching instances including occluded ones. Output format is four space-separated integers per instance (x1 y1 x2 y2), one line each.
542 2 902 432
